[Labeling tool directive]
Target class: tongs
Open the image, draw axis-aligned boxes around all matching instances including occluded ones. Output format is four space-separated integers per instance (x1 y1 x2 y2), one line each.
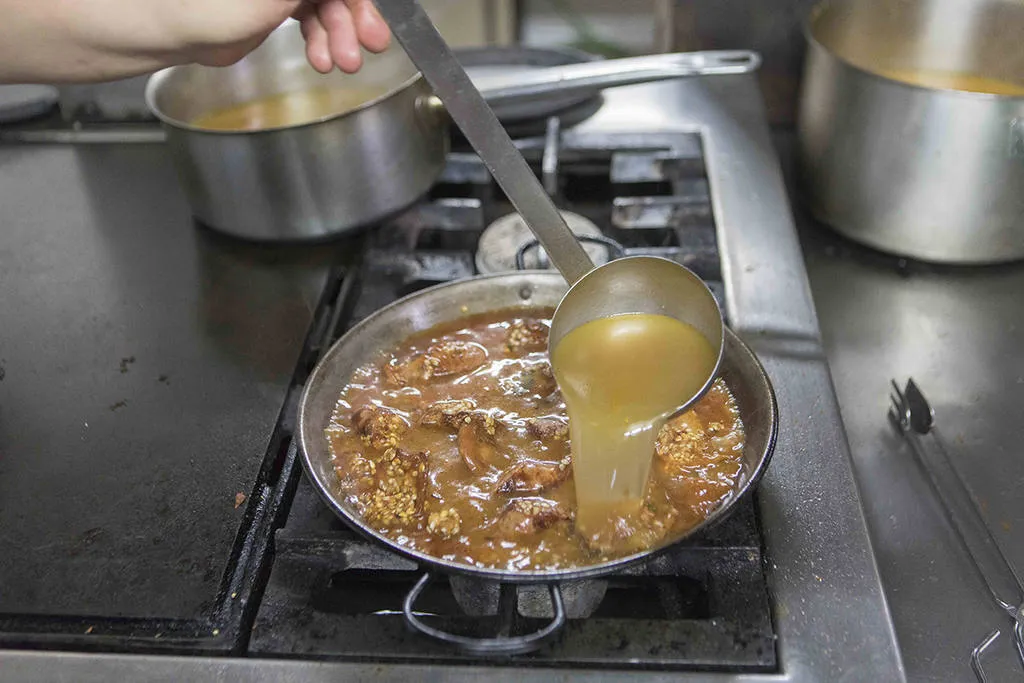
889 378 1024 682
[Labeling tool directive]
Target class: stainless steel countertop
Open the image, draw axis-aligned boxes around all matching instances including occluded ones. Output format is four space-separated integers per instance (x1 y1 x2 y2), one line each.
781 130 1024 682
0 77 905 681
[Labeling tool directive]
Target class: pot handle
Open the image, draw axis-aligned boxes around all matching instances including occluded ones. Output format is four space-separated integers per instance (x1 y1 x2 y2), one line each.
473 50 761 105
402 572 566 656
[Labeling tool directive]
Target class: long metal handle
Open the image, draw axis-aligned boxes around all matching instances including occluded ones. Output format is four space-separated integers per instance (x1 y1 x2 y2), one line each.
474 50 761 103
374 0 594 285
899 426 1024 675
906 426 1024 613
889 379 1024 679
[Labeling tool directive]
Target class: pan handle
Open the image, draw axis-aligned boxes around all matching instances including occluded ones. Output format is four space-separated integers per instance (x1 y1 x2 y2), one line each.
473 51 761 105
402 572 566 656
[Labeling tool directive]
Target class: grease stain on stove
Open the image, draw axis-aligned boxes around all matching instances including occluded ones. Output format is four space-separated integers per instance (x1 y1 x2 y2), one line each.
81 527 105 545
119 355 135 373
109 399 128 411
157 374 170 385
69 527 107 557
0 358 6 382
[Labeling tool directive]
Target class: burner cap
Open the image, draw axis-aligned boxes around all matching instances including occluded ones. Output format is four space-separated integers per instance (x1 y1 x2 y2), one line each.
475 210 609 274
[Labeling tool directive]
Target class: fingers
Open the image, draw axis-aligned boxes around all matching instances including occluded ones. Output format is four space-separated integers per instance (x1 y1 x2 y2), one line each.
319 0 362 73
295 0 392 74
297 4 333 73
346 0 391 53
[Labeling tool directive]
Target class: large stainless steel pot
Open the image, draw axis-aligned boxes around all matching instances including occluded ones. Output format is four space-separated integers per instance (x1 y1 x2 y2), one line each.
296 271 778 653
798 0 1024 264
145 20 759 242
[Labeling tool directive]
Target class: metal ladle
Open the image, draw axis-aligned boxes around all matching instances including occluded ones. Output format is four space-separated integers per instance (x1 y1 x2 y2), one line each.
374 0 727 414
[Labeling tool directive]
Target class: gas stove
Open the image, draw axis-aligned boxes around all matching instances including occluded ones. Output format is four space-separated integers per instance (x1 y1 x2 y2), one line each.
247 129 773 670
0 74 905 681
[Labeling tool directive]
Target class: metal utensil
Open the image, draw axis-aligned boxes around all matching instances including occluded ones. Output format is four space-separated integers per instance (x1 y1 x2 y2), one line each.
374 0 592 281
888 378 1024 681
375 0 726 416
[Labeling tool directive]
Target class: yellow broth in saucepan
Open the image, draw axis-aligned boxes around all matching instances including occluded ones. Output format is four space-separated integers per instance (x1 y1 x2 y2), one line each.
874 68 1024 95
191 86 387 130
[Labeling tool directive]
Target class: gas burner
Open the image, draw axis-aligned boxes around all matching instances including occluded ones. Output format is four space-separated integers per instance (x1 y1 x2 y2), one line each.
475 210 611 274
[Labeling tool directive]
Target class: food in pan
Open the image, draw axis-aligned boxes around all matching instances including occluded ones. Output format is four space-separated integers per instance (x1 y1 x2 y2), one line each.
325 308 745 570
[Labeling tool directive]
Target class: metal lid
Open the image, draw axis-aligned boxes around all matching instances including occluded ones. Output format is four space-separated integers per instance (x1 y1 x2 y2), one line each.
475 210 609 274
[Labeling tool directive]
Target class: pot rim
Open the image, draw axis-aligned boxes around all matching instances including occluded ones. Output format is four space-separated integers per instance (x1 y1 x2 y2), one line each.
296 271 779 584
803 0 1024 100
143 64 424 136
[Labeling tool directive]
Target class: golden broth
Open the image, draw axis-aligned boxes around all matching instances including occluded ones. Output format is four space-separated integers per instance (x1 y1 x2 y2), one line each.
190 86 387 131
875 68 1024 96
551 313 718 534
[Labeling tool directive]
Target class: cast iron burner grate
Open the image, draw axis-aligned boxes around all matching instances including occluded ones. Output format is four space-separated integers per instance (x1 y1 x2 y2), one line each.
249 128 775 671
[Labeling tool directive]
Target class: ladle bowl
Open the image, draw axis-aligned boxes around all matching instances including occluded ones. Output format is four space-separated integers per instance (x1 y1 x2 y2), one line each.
549 255 725 418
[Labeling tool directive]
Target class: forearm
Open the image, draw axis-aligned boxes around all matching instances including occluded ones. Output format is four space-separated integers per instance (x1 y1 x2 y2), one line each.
0 0 388 84
0 1 182 83
0 0 298 84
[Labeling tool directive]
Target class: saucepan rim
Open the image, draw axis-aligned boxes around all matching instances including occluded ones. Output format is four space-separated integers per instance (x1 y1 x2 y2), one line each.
802 0 1024 100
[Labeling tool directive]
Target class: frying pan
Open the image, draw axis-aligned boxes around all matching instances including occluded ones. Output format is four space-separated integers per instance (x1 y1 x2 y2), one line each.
296 271 778 654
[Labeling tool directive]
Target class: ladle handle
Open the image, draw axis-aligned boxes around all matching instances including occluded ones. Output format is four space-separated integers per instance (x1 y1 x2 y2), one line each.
402 573 566 656
374 0 595 285
475 51 762 104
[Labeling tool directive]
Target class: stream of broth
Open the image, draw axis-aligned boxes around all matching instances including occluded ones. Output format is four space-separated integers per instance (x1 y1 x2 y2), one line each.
551 313 718 534
874 68 1024 96
190 86 388 130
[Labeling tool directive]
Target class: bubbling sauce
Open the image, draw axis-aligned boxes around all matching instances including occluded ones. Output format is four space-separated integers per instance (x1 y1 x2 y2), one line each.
875 68 1024 96
325 308 745 570
190 86 387 131
551 313 718 536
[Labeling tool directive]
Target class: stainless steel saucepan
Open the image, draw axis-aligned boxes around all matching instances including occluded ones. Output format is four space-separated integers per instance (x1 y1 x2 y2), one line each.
145 20 759 241
296 271 778 654
798 0 1024 264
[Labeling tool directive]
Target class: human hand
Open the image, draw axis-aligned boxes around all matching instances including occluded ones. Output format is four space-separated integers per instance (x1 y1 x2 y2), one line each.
0 0 392 84
294 0 392 74
193 0 390 73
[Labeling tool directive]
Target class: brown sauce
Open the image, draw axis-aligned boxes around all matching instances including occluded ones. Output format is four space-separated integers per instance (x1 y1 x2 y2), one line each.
191 86 387 131
325 308 745 570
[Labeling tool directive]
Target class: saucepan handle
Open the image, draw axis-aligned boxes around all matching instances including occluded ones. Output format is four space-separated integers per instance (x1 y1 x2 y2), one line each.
475 50 762 104
420 50 762 114
515 235 626 271
402 572 566 656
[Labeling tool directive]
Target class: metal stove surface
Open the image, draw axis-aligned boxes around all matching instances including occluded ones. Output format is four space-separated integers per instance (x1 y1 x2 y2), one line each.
248 133 773 670
0 74 905 682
